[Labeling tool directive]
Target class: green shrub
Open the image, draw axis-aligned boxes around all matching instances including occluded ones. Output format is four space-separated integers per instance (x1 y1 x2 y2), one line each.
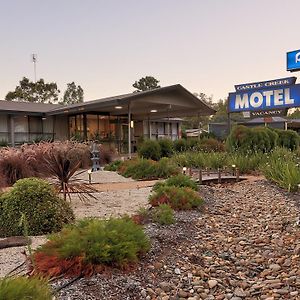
226 125 252 152
171 152 205 168
138 140 161 160
118 158 179 180
152 204 175 225
265 127 278 150
228 152 266 174
158 139 174 157
186 139 199 151
104 160 122 171
226 125 277 153
155 157 179 178
0 178 74 237
226 125 299 153
149 186 203 210
153 174 198 191
119 159 157 179
0 277 52 300
197 138 225 152
202 152 228 169
173 139 187 152
251 127 273 152
36 217 150 266
263 148 300 192
276 129 300 150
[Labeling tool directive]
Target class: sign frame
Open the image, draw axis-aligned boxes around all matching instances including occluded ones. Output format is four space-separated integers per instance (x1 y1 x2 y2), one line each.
227 77 300 114
287 49 300 72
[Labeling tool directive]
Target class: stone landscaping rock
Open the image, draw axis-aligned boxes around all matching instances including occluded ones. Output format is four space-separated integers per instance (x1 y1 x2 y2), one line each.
208 279 218 289
49 179 300 299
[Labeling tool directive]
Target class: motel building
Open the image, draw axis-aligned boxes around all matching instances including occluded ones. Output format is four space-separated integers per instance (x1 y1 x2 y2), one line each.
0 84 215 154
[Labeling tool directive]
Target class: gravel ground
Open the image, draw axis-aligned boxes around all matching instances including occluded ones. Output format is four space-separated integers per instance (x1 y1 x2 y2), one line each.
54 179 300 300
0 171 153 278
1 176 299 299
76 170 134 184
71 188 152 219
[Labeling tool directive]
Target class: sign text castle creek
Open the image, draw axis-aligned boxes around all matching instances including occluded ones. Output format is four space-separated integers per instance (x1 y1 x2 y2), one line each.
228 77 300 113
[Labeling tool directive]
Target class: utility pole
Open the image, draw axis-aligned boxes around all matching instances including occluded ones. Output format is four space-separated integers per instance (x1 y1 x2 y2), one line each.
32 54 37 83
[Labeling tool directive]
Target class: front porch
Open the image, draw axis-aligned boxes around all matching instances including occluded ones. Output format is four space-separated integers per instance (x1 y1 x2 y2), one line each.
67 113 182 153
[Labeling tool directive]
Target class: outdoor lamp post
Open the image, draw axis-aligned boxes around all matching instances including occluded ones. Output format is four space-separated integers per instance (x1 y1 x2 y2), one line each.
232 164 236 176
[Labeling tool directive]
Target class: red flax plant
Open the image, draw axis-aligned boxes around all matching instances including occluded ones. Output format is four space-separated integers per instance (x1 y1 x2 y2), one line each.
0 147 35 186
42 148 97 202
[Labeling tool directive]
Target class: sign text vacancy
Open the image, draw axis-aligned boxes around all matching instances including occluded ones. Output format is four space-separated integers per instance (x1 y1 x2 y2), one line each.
228 77 300 113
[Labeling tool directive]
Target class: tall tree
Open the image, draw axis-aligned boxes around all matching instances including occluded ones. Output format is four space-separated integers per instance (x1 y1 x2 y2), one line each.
133 76 161 92
287 108 300 119
61 82 84 105
5 77 60 103
183 93 215 129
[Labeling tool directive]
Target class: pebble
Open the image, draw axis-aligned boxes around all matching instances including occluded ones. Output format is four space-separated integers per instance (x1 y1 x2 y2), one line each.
175 267 181 275
208 279 218 289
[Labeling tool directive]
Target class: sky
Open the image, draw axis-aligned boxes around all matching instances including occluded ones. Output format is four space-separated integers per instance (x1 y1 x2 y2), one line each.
0 0 300 102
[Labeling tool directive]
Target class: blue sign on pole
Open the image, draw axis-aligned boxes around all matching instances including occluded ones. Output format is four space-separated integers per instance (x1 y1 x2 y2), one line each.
287 49 300 72
228 78 300 113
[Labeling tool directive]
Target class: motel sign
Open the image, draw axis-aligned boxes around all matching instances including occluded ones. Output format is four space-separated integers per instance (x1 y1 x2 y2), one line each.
228 77 300 113
287 49 300 72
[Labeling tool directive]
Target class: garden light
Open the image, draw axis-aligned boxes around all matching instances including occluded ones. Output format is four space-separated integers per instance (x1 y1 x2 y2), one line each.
232 164 236 176
88 169 92 184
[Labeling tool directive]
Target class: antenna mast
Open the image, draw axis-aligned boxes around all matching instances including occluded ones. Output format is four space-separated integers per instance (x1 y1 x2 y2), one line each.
31 54 37 83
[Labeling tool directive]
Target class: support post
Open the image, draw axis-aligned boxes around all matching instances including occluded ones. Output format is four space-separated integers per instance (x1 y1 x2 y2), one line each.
10 116 15 147
148 116 151 139
128 102 131 158
218 168 221 184
83 114 87 141
53 116 56 141
198 113 201 140
227 112 231 136
198 169 202 184
27 116 30 142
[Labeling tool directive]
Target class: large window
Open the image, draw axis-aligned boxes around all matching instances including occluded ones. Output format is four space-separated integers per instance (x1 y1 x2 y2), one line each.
14 116 29 143
86 115 117 141
0 115 8 142
69 115 84 139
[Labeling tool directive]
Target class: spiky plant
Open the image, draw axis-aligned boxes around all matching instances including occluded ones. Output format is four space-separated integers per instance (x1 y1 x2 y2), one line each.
43 151 97 202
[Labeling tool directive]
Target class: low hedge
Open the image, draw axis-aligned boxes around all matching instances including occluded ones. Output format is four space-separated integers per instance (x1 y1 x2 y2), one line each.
152 204 175 225
149 186 203 210
0 178 74 237
158 139 174 157
226 125 299 153
118 158 179 180
34 217 150 277
275 129 300 150
153 174 198 191
138 139 161 160
0 277 52 300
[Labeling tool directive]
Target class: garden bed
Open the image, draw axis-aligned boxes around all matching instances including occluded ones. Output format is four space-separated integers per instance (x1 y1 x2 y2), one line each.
53 179 300 299
1 178 299 299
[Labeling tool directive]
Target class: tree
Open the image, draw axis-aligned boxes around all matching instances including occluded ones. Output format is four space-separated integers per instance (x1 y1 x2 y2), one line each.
183 93 215 129
5 77 60 103
133 76 161 92
287 108 300 119
61 82 84 105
